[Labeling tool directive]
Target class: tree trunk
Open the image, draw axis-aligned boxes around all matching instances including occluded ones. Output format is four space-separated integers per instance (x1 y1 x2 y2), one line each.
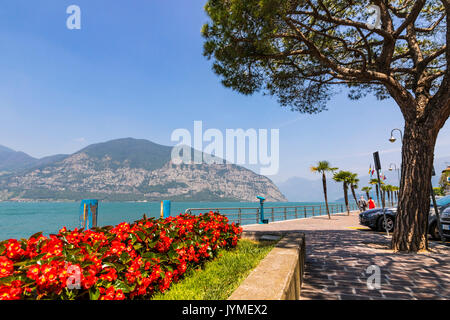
343 182 349 215
365 191 369 200
392 123 437 252
350 185 358 211
386 190 391 207
322 173 331 219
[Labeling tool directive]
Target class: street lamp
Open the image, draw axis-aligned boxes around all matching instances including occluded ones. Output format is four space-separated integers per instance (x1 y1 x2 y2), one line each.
389 163 400 186
388 129 403 201
389 128 403 143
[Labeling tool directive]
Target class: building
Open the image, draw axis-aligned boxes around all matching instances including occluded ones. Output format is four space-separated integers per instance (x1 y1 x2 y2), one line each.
442 166 450 195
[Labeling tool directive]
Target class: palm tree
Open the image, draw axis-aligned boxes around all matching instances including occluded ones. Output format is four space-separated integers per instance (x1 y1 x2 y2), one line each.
348 173 360 211
388 185 395 207
381 184 391 208
381 184 390 208
311 161 338 219
387 185 393 207
333 170 353 215
361 186 372 200
392 186 399 204
391 185 400 206
369 178 384 207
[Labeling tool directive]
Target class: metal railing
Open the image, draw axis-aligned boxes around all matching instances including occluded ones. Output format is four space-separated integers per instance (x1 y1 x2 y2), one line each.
185 203 361 225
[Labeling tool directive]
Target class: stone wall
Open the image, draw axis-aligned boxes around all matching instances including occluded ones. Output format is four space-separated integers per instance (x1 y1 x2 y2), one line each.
228 231 305 300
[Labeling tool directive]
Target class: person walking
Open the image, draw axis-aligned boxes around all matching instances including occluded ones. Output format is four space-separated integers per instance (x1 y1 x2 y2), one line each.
368 196 376 209
358 196 368 212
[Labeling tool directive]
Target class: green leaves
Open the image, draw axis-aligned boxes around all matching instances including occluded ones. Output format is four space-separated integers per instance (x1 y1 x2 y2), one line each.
89 288 101 300
202 0 447 113
113 280 134 293
167 249 178 260
141 251 157 260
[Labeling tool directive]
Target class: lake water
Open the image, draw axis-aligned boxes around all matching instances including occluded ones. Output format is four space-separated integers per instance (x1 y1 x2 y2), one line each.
0 201 344 240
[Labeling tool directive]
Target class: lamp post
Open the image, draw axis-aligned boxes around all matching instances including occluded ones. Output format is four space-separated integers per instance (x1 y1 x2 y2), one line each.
389 163 400 186
388 128 403 199
389 128 403 143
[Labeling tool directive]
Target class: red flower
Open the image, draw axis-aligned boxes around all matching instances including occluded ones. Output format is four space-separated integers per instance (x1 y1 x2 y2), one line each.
115 289 125 300
0 211 240 300
26 264 40 280
0 280 23 300
0 256 14 278
100 286 116 300
100 268 117 282
4 239 25 260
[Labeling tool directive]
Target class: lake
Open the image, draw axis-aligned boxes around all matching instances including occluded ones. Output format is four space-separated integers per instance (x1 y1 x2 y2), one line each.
0 201 342 240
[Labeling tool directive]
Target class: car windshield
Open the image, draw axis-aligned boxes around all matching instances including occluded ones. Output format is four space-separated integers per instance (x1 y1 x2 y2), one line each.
436 195 450 206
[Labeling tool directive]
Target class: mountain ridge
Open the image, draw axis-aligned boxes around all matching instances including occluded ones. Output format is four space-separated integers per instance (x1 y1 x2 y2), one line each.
0 138 286 202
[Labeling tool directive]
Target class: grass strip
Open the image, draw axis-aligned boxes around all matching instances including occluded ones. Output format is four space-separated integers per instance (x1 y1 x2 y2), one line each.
152 239 276 300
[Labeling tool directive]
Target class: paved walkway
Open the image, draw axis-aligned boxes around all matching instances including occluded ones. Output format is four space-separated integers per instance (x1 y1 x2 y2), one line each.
243 211 450 300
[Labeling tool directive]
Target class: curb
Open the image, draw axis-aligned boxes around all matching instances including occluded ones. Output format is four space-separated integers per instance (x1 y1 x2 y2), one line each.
228 231 306 300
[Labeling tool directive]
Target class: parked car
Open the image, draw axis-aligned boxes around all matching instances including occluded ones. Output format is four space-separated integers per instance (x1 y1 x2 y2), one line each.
428 195 450 239
359 195 450 236
439 206 450 240
359 208 397 232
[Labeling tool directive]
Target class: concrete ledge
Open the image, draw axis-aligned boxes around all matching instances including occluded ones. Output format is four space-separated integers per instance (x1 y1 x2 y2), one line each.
228 232 305 300
239 230 285 241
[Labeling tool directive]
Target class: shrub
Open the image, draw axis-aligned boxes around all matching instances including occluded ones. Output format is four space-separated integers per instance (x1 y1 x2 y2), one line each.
0 212 242 300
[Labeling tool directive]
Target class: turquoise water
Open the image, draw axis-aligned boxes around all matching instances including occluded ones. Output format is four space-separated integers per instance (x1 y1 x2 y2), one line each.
0 201 347 240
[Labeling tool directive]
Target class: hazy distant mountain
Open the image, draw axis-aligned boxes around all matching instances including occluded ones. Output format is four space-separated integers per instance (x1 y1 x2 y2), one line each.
277 156 450 202
0 138 286 202
0 145 39 172
0 145 69 173
277 177 345 202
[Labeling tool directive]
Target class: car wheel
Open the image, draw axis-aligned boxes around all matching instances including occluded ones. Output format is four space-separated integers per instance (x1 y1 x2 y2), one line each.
378 216 395 232
429 222 440 240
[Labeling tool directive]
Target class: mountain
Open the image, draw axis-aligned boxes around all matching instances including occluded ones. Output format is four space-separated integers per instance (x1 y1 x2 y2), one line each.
0 145 38 172
75 138 172 172
0 138 286 202
277 156 450 202
277 177 345 202
0 145 69 173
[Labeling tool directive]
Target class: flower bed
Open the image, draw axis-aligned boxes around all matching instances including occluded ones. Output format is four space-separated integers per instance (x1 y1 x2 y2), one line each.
0 212 242 300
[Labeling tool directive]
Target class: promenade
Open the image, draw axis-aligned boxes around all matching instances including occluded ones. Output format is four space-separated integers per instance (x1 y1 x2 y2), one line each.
243 211 450 300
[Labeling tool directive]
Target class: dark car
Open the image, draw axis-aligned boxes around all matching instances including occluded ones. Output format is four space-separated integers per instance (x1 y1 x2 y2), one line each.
360 195 450 236
359 208 397 232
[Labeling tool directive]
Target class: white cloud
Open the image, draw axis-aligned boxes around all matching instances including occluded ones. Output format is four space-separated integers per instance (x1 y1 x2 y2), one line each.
73 137 86 143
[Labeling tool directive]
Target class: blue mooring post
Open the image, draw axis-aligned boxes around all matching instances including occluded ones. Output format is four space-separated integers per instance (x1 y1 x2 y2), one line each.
79 199 98 230
257 196 268 224
160 200 171 219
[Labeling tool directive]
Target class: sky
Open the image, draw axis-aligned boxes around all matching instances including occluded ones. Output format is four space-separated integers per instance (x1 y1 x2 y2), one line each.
0 0 449 184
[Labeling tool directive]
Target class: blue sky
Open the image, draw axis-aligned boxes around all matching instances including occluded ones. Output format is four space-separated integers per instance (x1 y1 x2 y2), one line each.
0 0 449 183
